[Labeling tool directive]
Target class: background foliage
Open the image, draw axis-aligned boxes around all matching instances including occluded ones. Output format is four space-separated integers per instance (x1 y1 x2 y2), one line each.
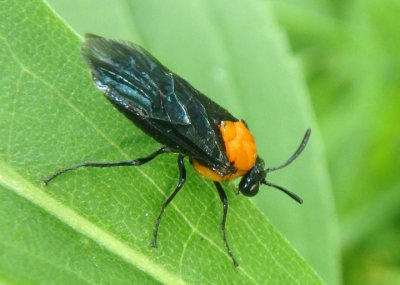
1 0 398 284
270 0 400 284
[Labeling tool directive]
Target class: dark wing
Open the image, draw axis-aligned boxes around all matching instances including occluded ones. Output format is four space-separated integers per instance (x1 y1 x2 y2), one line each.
81 34 237 175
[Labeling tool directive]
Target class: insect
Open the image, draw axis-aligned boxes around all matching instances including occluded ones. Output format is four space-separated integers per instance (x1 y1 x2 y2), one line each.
43 34 311 267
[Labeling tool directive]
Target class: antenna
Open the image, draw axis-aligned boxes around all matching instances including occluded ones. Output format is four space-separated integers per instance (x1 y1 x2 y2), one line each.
262 179 303 204
262 128 311 204
266 128 311 173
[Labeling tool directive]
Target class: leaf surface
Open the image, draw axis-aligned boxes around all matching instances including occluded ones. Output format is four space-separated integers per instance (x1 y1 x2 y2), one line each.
0 0 332 284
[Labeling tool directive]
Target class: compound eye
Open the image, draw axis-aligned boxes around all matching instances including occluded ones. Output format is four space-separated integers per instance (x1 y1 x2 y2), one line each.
247 184 260 197
239 176 259 197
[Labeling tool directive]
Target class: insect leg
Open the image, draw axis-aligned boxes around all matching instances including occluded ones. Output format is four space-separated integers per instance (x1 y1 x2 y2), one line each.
214 182 238 267
153 153 186 247
43 146 167 185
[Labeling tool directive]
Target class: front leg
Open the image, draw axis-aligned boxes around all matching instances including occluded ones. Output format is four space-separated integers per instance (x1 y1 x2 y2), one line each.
214 182 238 267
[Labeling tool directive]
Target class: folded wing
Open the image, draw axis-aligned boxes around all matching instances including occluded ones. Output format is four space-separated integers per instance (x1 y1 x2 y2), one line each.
81 34 238 175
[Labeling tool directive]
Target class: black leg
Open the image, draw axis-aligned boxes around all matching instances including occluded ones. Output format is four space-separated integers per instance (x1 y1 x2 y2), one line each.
214 182 238 267
153 153 186 247
43 146 167 185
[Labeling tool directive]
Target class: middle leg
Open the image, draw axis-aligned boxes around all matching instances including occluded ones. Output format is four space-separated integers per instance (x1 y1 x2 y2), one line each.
152 153 186 247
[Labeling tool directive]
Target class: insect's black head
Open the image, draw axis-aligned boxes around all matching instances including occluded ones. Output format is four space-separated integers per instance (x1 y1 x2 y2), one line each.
238 129 311 204
238 157 266 197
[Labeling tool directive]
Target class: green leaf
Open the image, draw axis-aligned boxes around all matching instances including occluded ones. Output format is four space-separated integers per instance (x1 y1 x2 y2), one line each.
0 0 331 284
48 1 339 284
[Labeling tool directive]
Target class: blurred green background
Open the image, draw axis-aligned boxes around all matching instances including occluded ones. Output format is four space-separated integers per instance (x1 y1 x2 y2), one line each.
271 1 400 284
5 0 398 284
277 0 400 284
46 0 400 284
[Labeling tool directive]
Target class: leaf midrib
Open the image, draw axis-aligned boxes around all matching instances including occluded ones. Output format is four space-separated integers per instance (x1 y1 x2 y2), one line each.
0 162 187 285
